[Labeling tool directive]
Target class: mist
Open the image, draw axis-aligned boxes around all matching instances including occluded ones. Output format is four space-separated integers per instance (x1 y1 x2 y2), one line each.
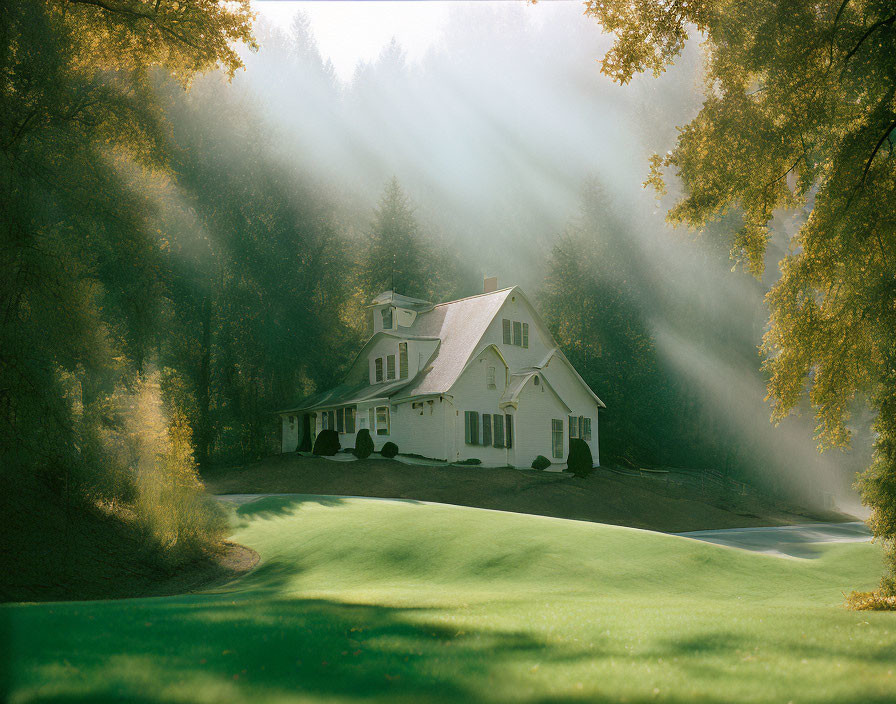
165 1 864 507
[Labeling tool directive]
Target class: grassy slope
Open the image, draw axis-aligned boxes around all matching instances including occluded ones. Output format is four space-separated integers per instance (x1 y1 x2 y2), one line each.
5 496 895 704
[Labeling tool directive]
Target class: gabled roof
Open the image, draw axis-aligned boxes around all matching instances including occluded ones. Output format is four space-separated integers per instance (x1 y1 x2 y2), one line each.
500 371 572 413
397 287 516 398
278 285 604 413
367 290 434 311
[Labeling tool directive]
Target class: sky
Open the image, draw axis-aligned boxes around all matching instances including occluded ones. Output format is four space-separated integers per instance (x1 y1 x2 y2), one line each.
253 0 580 82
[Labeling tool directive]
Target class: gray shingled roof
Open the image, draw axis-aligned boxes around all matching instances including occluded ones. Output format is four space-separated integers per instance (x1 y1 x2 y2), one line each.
395 287 516 398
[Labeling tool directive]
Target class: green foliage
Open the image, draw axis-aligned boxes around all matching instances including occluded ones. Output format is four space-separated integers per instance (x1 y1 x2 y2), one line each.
532 455 551 471
380 441 399 459
587 0 896 588
312 430 340 457
354 429 374 459
567 439 593 478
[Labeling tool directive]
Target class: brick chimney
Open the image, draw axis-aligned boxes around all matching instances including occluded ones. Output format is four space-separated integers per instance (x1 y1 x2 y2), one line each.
483 276 498 293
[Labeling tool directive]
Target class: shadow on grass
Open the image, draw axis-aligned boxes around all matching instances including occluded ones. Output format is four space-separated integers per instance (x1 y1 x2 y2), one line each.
9 590 896 704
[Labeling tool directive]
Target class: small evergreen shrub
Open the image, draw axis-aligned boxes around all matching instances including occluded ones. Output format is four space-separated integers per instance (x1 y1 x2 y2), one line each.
567 438 593 477
354 429 374 459
532 455 551 470
380 441 398 458
454 458 482 465
312 429 340 456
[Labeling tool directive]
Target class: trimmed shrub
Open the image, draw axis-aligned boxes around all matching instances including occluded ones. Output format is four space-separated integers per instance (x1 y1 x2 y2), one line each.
354 429 374 459
532 455 551 470
567 438 593 477
312 429 340 456
454 458 482 465
380 441 398 458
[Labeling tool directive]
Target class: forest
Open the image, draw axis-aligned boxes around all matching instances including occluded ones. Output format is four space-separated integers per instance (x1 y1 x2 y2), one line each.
2 0 892 600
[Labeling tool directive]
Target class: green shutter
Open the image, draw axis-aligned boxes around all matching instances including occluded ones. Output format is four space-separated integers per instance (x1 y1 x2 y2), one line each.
465 411 473 444
399 342 408 379
493 414 504 447
471 411 479 444
482 413 492 446
505 414 513 448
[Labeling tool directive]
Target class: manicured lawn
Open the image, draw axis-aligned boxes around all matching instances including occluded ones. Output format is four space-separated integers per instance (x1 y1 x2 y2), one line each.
5 495 895 703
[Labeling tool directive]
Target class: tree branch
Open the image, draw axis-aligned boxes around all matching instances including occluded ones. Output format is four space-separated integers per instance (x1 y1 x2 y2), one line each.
843 14 896 65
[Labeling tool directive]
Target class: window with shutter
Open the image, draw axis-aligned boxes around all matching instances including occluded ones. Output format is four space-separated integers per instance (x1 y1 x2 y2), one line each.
583 417 592 441
505 414 513 448
502 319 512 344
471 411 479 444
487 366 496 389
569 415 578 439
375 357 383 383
337 408 345 433
482 413 492 446
493 414 504 447
386 355 396 380
522 322 529 348
465 411 474 444
376 406 390 435
552 419 563 459
399 342 408 379
513 321 522 346
346 407 356 434
328 411 335 431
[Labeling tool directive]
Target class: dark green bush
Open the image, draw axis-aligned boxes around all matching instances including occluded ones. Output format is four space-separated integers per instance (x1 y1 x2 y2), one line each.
312 429 340 456
567 438 593 477
532 455 551 470
354 429 374 459
380 441 398 458
454 458 481 465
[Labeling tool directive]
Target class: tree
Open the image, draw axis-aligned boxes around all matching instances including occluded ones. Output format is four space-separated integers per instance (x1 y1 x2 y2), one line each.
585 0 896 594
0 0 253 594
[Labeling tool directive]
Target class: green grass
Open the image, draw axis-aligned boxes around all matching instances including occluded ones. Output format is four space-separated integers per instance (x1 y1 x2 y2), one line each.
5 495 895 703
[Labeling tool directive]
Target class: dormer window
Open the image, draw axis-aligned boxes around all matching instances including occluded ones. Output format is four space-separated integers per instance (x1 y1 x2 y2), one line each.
381 307 393 330
375 357 383 383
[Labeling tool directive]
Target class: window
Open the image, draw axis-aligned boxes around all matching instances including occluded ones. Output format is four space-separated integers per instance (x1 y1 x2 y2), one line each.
464 411 480 444
487 366 496 389
375 357 383 383
505 414 513 449
412 401 425 415
328 411 335 431
288 415 295 426
387 354 396 380
513 321 522 346
552 419 563 459
376 406 390 435
399 342 408 379
482 413 492 446
381 307 393 329
337 408 345 433
368 407 375 430
522 323 529 349
346 407 356 434
533 375 540 386
322 412 329 430
502 319 512 345
569 415 578 439
582 417 592 442
493 414 504 448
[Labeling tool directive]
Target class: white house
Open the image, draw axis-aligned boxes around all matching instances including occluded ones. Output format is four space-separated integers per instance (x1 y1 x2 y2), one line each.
278 281 604 467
